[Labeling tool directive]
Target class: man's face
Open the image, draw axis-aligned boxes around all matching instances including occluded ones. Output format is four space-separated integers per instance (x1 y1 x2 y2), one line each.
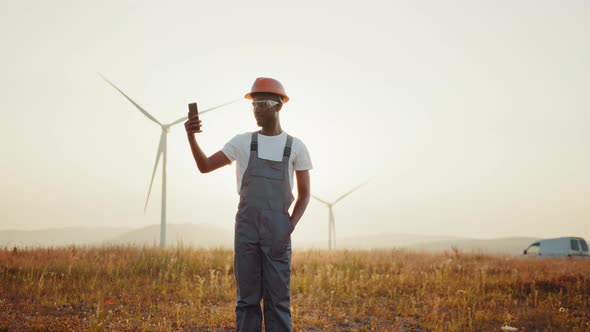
251 93 282 127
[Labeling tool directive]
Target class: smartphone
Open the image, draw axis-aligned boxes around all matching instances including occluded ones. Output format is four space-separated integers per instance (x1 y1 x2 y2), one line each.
188 102 199 120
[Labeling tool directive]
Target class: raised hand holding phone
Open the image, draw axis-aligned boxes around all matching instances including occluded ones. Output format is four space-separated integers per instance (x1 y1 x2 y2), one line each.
185 102 202 134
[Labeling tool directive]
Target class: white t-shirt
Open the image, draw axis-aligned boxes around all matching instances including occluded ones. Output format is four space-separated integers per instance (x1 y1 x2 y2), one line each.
221 131 313 194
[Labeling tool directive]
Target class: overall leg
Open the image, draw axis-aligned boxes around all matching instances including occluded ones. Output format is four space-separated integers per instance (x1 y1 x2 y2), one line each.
260 210 293 332
262 247 292 332
235 210 263 331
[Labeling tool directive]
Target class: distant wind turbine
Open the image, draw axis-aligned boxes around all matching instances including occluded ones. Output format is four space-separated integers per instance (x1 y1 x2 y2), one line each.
99 73 239 248
312 181 368 250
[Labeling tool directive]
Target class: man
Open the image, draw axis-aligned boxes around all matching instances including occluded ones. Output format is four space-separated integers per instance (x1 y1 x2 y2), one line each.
184 77 312 331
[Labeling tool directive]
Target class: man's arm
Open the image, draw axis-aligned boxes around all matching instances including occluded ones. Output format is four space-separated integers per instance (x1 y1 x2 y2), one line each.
185 118 231 173
290 170 311 227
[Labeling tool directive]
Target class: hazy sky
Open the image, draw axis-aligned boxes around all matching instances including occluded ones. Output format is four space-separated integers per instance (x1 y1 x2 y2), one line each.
1 1 589 244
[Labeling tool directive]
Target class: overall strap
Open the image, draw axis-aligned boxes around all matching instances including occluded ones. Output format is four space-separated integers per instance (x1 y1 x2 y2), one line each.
282 135 294 162
239 132 259 196
250 132 258 151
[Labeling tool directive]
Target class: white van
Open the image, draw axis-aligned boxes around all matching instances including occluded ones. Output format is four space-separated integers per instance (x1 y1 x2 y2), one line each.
523 237 589 257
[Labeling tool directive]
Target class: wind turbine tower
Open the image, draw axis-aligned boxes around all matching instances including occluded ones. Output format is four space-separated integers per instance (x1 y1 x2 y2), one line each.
312 182 368 250
100 74 238 247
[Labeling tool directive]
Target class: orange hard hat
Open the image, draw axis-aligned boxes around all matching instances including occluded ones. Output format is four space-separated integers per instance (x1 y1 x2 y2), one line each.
244 77 289 103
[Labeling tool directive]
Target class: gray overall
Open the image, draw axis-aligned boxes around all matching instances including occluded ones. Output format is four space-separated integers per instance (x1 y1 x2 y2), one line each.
234 132 295 332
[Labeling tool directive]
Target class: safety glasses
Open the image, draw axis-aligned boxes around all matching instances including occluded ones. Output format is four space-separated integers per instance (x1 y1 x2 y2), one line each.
251 100 281 109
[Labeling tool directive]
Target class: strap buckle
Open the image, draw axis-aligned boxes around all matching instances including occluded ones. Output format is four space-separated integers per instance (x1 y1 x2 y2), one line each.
283 146 291 157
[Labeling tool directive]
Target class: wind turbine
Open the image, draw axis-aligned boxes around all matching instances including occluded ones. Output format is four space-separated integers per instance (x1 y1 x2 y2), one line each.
99 73 239 247
312 181 368 250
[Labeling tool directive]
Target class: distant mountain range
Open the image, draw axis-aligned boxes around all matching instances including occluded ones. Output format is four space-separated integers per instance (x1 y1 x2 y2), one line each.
0 227 133 247
329 233 540 255
0 224 540 255
0 224 233 248
107 223 233 248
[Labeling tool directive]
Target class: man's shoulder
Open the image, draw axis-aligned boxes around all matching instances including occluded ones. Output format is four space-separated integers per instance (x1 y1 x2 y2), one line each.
222 132 254 162
228 132 254 144
238 131 255 139
288 135 308 149
287 133 313 169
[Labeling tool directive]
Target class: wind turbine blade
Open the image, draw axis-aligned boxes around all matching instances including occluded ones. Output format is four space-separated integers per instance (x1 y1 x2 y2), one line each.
98 73 162 126
312 195 331 206
168 115 188 127
200 98 242 115
332 181 369 205
144 131 165 212
168 98 242 127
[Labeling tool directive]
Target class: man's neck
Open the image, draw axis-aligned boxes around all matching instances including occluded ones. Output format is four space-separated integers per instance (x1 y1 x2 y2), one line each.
259 122 283 136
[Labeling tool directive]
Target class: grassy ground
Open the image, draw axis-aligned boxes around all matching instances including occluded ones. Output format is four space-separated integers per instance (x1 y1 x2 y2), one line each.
0 246 589 331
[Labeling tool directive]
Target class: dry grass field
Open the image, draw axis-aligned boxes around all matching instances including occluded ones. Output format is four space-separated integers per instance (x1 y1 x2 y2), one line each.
0 246 589 331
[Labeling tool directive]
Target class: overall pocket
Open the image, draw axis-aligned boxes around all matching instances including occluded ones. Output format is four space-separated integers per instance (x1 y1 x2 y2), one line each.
262 210 292 258
252 159 285 180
